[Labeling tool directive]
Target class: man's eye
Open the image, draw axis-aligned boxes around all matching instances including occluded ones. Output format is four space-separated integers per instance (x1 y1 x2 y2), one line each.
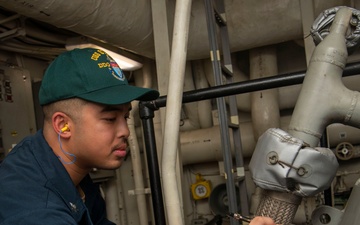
105 118 116 122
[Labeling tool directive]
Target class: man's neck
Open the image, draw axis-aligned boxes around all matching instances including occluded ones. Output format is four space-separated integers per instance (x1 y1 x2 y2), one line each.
43 128 89 186
63 164 89 186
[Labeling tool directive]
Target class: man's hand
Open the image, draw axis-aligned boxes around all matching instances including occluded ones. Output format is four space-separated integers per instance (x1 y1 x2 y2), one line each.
249 216 277 225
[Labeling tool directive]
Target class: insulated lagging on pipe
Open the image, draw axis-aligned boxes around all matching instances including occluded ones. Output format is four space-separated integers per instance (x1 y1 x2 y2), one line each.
252 7 355 224
249 128 338 224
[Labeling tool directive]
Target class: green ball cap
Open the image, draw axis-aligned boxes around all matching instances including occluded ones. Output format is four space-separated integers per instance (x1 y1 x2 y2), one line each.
39 48 159 105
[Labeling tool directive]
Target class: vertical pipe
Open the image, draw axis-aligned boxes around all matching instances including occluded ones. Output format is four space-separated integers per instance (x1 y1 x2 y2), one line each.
181 63 200 131
104 179 121 224
250 46 280 139
127 114 149 225
192 60 213 129
161 1 192 225
140 104 166 225
249 46 281 220
125 59 154 225
114 169 128 225
151 0 171 136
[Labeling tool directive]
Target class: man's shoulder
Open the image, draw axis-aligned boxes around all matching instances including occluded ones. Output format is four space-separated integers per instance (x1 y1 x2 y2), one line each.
4 130 47 157
1 131 43 166
0 130 52 184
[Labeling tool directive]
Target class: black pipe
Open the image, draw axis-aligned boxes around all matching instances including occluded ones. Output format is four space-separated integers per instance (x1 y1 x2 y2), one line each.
142 62 360 110
139 102 166 225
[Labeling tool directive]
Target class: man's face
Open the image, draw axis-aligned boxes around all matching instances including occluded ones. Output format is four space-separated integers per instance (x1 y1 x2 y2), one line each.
68 102 131 170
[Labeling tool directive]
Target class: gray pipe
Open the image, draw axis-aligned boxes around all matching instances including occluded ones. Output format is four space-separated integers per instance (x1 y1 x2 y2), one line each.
255 7 354 224
288 7 358 146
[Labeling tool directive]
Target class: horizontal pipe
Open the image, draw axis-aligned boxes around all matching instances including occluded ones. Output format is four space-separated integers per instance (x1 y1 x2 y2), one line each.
144 62 360 110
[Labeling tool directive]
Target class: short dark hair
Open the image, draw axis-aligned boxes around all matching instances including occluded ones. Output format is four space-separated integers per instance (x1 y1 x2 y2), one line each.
42 98 89 123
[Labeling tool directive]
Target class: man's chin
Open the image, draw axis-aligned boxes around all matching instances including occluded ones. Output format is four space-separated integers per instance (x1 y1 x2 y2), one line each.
93 161 123 171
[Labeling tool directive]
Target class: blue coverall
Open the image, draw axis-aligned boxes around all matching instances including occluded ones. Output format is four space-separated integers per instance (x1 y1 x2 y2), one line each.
0 130 115 225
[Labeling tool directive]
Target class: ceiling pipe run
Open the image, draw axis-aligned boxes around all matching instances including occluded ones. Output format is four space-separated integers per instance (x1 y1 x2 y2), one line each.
0 0 352 59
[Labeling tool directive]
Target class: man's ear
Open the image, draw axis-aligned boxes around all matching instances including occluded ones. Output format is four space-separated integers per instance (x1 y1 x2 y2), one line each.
52 112 71 136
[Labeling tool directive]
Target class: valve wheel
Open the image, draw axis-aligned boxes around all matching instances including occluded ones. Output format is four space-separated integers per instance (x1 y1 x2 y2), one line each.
335 142 354 160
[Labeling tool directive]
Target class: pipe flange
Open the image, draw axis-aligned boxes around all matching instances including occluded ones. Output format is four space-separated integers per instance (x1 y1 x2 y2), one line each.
310 6 360 54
